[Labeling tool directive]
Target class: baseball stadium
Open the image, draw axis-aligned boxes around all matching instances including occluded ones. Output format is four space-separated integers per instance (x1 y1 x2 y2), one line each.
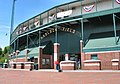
9 0 120 70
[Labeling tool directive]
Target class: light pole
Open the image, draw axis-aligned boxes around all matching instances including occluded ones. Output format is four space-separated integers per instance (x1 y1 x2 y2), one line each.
10 0 16 34
9 0 16 66
10 0 16 53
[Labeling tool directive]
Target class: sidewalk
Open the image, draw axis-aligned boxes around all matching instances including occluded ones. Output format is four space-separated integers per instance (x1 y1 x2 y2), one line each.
1 68 120 84
2 68 120 72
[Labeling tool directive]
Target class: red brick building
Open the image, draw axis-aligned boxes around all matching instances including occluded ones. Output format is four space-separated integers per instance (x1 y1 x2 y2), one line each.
10 0 120 70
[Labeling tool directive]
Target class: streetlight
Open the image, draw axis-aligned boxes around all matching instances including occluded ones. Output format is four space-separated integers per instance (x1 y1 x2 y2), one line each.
10 0 16 34
9 0 16 65
10 0 16 53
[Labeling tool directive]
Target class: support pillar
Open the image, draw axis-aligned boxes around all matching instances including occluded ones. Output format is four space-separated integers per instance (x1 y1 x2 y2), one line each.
13 52 16 61
113 14 117 45
80 40 84 69
26 49 29 62
38 47 43 69
119 52 120 70
65 54 70 61
14 42 16 52
54 43 60 69
16 50 20 62
81 18 84 41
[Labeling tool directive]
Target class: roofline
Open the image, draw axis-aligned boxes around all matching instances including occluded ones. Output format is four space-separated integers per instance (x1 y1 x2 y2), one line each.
10 7 120 44
12 0 83 34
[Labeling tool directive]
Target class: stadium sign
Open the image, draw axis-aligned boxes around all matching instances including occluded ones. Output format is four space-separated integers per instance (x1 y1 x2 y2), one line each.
57 10 72 18
41 27 76 39
49 10 73 21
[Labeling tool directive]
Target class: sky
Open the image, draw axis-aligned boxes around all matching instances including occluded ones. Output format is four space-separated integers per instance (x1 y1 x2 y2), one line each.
0 0 75 49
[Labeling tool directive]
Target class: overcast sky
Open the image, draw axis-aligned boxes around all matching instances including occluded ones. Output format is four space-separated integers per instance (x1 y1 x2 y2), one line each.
0 0 75 49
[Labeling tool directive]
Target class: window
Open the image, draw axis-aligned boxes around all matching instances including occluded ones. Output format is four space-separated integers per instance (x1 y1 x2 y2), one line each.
46 59 50 65
91 54 98 60
42 58 50 65
42 59 45 65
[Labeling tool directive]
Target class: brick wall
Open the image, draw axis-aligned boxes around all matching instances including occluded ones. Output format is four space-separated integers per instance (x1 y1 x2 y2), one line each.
82 51 120 70
15 58 26 62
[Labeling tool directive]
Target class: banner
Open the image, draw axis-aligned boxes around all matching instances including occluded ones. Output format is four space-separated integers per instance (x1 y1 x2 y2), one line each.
116 0 120 4
83 4 94 12
49 14 55 21
57 10 72 18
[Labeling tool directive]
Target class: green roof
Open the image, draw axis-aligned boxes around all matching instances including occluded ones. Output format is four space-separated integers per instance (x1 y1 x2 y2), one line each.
28 47 39 57
83 37 120 52
17 41 50 59
17 49 27 58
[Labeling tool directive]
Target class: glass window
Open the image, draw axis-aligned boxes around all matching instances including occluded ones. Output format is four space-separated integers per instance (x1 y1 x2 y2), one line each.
91 54 98 60
46 59 50 65
42 58 50 65
42 59 45 65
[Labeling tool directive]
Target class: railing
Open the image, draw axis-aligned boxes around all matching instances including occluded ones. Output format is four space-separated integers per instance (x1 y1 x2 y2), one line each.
10 0 120 43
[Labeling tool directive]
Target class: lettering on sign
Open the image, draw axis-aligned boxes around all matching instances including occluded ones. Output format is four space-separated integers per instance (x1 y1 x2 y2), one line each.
41 27 76 39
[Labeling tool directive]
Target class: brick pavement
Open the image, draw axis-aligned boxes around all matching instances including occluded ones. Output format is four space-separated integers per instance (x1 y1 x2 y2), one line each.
0 68 120 84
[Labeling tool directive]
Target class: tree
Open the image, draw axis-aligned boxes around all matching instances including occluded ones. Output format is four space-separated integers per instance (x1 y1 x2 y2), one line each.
6 46 10 53
0 46 10 63
0 48 2 55
3 47 7 54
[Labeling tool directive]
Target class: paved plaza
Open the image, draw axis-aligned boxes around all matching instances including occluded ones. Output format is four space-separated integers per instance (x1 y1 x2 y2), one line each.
0 68 120 84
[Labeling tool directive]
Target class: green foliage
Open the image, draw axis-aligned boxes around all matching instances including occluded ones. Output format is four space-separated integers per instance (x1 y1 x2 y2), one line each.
0 48 2 55
0 46 10 63
6 46 10 53
4 47 7 54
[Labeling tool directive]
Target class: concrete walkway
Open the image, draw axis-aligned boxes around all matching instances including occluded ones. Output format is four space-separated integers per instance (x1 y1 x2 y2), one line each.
1 68 120 84
2 68 120 72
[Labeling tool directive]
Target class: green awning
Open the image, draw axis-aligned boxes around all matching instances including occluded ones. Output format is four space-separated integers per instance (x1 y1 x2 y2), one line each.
17 49 27 58
83 37 120 52
28 41 51 58
84 37 119 49
28 47 39 58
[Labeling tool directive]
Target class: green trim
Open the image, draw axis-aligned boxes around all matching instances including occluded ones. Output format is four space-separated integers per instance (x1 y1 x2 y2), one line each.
81 18 84 41
10 7 120 44
55 25 58 43
113 14 117 45
83 37 120 52
28 53 38 57
10 16 82 44
83 46 120 52
17 49 27 58
83 7 120 19
27 35 28 48
39 30 41 46
28 47 39 57
11 55 25 59
11 0 83 35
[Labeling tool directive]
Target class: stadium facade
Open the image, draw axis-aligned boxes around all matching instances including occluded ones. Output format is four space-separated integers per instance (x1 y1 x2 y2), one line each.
10 0 120 70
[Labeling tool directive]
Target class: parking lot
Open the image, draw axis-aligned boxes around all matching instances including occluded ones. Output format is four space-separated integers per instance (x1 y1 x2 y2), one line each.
0 68 120 84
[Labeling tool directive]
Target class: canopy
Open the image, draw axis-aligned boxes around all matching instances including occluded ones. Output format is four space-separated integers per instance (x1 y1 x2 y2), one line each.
83 36 120 52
